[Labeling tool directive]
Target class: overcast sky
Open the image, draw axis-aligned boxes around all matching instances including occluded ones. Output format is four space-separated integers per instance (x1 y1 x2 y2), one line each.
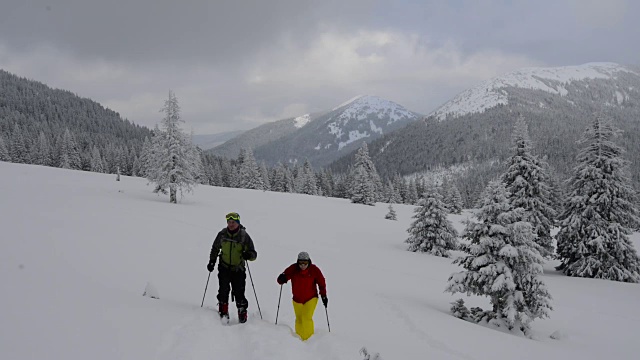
1 0 638 134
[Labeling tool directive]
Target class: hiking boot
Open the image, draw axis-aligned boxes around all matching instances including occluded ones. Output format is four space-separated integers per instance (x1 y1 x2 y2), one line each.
238 307 248 323
218 303 229 318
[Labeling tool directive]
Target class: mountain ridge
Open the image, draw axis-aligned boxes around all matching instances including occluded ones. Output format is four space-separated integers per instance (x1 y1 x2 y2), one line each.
430 62 638 120
328 62 640 206
251 95 422 167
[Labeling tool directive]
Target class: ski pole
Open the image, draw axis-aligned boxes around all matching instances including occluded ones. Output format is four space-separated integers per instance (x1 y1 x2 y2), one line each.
325 306 331 332
275 284 283 324
245 260 263 319
201 272 211 307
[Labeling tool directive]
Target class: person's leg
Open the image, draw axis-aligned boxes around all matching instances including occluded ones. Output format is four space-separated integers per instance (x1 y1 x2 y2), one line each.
216 267 231 314
295 297 318 340
230 270 248 308
292 300 304 339
230 270 248 322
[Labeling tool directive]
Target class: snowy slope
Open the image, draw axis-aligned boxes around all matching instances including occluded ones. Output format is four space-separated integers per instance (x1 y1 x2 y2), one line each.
430 62 638 120
2 161 640 360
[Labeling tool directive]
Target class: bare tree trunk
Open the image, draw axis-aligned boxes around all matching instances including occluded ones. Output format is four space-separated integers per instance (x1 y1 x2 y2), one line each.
170 174 177 203
170 187 176 203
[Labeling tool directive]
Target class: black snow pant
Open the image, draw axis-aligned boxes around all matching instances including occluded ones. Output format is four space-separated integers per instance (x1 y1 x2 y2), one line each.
217 265 248 309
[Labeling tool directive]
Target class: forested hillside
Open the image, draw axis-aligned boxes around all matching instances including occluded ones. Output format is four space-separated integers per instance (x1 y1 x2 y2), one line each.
0 70 152 174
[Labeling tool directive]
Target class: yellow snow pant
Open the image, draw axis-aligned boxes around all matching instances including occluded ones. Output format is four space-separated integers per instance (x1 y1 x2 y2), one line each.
292 297 318 341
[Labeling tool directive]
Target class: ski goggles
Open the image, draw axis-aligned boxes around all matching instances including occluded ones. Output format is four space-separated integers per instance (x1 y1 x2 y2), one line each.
225 212 240 222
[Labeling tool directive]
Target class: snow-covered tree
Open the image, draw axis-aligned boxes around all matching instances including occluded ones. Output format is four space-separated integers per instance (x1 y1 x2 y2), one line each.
0 136 10 162
405 179 418 205
32 131 52 166
383 180 402 204
385 204 397 220
556 115 640 282
446 180 552 333
443 180 464 214
318 169 335 197
501 116 556 257
259 162 271 191
146 91 202 203
350 143 382 205
137 137 153 177
299 160 317 195
351 166 377 205
406 185 459 257
237 147 264 190
90 146 105 173
393 174 408 204
10 123 28 163
58 128 82 170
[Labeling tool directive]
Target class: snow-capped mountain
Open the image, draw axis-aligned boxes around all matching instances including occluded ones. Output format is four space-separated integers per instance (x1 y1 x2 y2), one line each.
329 63 640 205
430 62 638 120
253 95 422 167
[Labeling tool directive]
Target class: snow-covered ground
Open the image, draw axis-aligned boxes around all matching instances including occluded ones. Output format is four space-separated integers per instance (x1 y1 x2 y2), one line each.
1 161 639 360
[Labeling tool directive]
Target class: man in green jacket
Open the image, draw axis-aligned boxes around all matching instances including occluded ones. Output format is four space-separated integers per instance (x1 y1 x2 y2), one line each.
207 212 257 323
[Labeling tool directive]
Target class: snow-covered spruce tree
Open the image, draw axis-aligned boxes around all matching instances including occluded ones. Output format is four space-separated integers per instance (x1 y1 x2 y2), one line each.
446 183 464 214
556 115 640 282
318 169 335 197
445 180 552 333
137 137 153 177
383 180 402 204
406 185 459 257
10 123 28 164
350 142 382 205
405 179 418 205
237 147 264 190
299 159 318 195
501 116 556 257
350 166 377 205
33 131 52 166
90 146 105 173
58 128 82 170
385 204 397 220
146 91 202 204
259 162 271 191
0 135 10 162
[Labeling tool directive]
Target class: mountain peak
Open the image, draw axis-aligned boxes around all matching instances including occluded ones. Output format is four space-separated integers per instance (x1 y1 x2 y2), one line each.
430 62 636 120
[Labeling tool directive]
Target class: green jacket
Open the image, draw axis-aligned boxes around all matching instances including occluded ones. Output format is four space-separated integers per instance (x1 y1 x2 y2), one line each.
209 226 257 271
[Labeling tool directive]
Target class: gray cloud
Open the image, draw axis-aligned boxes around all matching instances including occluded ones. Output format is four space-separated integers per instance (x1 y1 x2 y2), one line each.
1 0 638 134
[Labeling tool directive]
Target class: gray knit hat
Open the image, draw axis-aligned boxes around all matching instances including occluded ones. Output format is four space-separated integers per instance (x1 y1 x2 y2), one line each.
297 251 310 261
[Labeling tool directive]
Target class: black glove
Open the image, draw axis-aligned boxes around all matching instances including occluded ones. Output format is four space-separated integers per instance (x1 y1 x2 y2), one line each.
277 273 287 284
242 251 253 260
321 296 328 307
207 262 215 272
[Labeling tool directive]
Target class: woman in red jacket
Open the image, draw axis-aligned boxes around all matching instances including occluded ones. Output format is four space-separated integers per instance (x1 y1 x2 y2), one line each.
277 251 327 340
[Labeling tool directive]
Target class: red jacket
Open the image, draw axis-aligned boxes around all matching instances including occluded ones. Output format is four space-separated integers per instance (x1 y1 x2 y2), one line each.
280 263 327 304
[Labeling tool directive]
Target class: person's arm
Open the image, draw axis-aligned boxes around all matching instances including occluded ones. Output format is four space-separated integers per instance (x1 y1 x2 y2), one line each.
277 264 296 284
314 266 327 297
209 232 222 263
207 232 222 272
242 232 257 261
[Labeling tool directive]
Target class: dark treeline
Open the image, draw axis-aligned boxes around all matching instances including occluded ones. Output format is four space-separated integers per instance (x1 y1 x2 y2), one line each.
0 70 152 174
